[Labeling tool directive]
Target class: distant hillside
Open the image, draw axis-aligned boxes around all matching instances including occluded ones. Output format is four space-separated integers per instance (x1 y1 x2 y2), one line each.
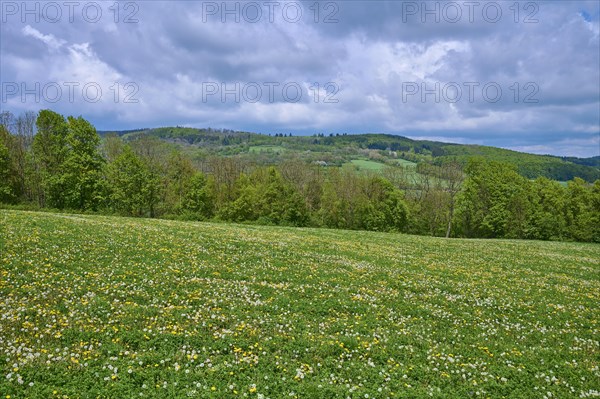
98 128 600 182
437 144 600 182
561 155 600 168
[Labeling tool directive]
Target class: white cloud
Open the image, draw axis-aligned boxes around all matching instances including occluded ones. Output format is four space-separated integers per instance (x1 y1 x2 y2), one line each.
1 1 598 156
21 25 65 50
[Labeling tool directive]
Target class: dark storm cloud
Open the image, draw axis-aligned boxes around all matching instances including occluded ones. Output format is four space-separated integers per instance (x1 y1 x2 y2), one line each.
0 0 598 156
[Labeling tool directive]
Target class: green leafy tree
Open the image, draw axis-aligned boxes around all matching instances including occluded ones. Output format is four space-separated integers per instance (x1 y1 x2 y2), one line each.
219 167 308 226
360 176 408 232
218 174 259 222
455 158 530 238
32 110 69 208
408 188 449 236
163 151 197 215
181 172 214 220
62 116 105 210
0 111 37 203
318 169 356 229
106 146 159 217
0 126 18 203
101 134 125 163
319 170 408 232
280 159 323 211
319 179 348 229
442 161 465 237
526 177 567 240
565 178 597 242
591 180 600 242
256 167 308 226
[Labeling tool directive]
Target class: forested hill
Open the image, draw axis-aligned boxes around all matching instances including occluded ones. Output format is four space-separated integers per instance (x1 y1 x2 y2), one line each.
4 110 597 242
99 127 600 182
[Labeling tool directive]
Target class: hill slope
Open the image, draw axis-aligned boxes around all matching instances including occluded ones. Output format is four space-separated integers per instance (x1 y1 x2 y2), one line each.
100 128 600 182
1 210 599 397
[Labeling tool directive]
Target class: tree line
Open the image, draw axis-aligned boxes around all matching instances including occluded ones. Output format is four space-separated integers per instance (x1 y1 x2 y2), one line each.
1 110 598 242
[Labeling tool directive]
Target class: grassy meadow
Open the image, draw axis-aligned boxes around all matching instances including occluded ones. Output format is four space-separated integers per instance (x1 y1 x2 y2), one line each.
343 160 387 172
1 210 598 398
248 146 287 154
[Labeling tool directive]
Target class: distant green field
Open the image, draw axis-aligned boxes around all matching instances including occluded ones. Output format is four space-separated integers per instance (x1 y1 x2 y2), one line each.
1 210 599 398
344 159 387 171
249 145 286 154
395 158 417 167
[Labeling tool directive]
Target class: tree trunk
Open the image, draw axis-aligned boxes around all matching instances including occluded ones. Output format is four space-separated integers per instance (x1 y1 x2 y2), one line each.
445 204 454 238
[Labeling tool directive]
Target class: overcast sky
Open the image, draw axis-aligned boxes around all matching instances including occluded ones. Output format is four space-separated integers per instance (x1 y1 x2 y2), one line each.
1 0 599 157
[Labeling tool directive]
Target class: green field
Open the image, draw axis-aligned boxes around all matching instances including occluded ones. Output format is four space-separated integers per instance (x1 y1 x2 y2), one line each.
249 146 287 154
394 159 417 168
1 210 599 398
344 159 387 172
